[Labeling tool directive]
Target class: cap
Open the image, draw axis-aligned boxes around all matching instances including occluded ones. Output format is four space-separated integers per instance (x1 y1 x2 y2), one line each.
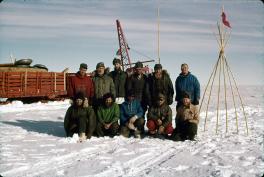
182 91 190 99
80 63 87 69
154 64 162 70
134 62 143 69
113 58 121 65
96 62 105 69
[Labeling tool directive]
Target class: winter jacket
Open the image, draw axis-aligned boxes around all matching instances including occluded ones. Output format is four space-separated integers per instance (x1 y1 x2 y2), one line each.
126 73 151 107
120 99 144 126
97 103 120 124
109 69 127 98
67 72 94 99
148 70 174 105
93 73 116 99
176 104 199 125
147 104 172 128
64 105 96 136
175 72 200 105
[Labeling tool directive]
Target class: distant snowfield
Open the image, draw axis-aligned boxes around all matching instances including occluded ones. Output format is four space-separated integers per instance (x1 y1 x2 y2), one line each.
0 86 263 177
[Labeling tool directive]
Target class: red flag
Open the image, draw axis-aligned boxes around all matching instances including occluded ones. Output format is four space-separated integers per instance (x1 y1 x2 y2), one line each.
221 12 231 28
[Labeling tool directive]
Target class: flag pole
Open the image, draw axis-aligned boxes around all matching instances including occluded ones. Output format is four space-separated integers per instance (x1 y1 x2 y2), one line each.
157 7 160 64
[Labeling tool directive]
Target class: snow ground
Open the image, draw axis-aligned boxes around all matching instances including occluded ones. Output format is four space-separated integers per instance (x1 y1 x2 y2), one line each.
0 86 263 177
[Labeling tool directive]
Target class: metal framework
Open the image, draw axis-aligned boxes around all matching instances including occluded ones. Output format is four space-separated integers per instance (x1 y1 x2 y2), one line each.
116 19 132 71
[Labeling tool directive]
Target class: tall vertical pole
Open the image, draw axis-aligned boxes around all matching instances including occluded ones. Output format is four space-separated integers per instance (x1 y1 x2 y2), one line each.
157 7 160 64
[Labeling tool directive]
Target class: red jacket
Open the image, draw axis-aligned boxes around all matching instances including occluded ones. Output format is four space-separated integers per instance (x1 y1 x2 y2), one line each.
67 72 94 99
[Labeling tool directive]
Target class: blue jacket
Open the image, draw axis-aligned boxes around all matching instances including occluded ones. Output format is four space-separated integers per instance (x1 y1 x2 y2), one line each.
120 99 144 126
175 72 200 104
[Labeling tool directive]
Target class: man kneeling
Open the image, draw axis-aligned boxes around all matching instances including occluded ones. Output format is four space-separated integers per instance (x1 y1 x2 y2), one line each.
120 90 145 138
64 92 96 142
172 92 199 141
147 93 174 138
96 93 120 137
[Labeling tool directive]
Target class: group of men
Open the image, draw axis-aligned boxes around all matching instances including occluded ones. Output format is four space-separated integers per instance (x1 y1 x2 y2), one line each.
64 58 200 142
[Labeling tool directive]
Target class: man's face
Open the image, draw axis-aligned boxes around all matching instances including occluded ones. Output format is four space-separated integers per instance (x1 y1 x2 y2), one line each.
183 97 190 106
158 97 165 106
97 67 105 75
76 98 83 106
105 97 113 107
155 68 162 75
135 68 143 75
181 64 189 75
79 68 87 77
114 63 121 70
127 95 135 102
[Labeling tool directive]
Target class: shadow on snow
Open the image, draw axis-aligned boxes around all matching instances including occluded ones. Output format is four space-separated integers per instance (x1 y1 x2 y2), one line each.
2 120 65 137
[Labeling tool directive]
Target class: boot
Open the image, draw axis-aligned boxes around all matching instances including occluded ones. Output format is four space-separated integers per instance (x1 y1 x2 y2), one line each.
79 132 87 142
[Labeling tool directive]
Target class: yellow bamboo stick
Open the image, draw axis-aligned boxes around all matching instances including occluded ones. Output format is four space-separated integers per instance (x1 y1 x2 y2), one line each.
216 51 222 134
222 54 228 133
223 56 239 133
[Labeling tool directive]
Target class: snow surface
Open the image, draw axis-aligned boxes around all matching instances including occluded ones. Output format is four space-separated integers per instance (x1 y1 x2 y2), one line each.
0 86 263 177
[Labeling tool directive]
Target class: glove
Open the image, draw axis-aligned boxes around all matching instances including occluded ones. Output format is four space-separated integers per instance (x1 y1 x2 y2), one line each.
158 126 165 134
128 122 136 130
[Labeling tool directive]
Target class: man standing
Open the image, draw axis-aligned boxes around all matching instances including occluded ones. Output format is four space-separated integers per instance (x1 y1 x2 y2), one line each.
93 62 116 108
175 63 200 108
96 93 120 137
148 64 174 106
120 90 145 138
126 61 150 114
67 63 94 102
172 92 199 141
109 58 127 104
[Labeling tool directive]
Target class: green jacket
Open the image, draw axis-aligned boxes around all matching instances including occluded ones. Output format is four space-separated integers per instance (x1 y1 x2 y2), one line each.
64 105 96 136
147 104 172 128
93 74 116 99
97 103 120 124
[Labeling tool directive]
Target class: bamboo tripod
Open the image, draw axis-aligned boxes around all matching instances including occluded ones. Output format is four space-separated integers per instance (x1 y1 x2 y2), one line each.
199 21 249 135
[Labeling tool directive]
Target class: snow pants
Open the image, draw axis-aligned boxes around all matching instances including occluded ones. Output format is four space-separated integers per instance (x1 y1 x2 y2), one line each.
96 121 119 137
146 119 174 135
120 117 145 138
172 121 197 141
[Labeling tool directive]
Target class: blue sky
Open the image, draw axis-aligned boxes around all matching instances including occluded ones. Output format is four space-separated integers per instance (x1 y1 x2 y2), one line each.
0 0 263 85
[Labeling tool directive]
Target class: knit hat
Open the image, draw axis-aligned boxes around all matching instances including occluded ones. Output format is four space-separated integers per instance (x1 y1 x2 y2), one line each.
127 90 135 97
96 62 105 69
154 64 162 70
182 91 190 99
80 63 87 69
74 92 85 100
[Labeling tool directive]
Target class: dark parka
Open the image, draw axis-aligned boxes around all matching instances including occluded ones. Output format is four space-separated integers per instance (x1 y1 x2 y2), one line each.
126 73 150 111
147 104 172 128
109 69 127 98
64 105 96 137
148 70 174 105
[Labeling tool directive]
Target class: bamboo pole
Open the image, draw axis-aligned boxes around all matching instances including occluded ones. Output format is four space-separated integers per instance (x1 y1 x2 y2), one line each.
216 52 222 134
223 55 249 135
223 56 239 133
157 7 160 64
222 54 228 133
204 54 221 131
